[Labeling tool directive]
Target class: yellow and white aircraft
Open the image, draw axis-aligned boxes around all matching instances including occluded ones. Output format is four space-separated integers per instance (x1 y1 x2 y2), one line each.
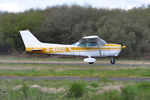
20 30 126 64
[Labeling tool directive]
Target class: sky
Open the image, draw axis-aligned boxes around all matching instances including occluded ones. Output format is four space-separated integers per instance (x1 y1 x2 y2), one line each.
0 0 150 12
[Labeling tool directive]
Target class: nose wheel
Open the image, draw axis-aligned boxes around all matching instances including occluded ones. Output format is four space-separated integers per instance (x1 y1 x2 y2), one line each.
110 58 115 64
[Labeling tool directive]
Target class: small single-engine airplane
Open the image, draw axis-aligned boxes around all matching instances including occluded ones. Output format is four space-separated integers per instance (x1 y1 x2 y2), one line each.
20 30 126 64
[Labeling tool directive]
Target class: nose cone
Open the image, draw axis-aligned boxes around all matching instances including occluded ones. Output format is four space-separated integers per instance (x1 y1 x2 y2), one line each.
121 46 127 49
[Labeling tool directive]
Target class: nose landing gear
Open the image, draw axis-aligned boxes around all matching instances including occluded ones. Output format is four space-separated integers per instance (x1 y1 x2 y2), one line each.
110 58 115 64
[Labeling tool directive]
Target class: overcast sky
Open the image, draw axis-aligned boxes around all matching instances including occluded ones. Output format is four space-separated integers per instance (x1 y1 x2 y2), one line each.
0 0 150 12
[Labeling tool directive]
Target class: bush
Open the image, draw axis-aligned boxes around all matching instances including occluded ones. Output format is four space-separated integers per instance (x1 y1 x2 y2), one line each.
137 82 150 89
21 83 29 99
102 90 120 100
121 86 137 100
90 82 99 88
66 82 86 98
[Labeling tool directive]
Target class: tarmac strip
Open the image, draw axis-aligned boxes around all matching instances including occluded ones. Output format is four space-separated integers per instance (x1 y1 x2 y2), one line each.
0 76 150 82
0 61 150 66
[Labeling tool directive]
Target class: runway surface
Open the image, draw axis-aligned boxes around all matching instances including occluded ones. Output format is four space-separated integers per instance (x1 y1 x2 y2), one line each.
0 60 150 66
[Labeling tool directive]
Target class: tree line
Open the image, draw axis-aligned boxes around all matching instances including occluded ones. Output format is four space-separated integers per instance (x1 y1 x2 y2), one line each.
0 5 150 58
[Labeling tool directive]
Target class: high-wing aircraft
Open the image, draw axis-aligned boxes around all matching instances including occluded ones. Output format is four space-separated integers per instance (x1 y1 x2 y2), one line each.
20 30 126 64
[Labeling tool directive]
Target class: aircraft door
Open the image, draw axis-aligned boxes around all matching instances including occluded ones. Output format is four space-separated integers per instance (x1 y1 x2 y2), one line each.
78 42 87 56
86 39 100 57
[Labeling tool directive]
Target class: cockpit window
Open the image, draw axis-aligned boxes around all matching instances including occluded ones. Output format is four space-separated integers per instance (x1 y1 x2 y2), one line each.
87 42 98 46
72 36 107 47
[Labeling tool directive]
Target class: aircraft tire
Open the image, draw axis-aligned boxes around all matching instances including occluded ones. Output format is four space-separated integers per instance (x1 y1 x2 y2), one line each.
110 58 115 64
89 62 94 64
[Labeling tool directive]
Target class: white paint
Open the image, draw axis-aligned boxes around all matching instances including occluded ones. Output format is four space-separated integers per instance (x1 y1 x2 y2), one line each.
20 30 124 64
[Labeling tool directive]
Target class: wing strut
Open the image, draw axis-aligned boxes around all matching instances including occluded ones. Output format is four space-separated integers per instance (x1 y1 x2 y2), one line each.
98 43 101 56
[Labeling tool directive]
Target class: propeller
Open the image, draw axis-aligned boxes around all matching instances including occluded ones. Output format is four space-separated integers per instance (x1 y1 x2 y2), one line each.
120 43 126 49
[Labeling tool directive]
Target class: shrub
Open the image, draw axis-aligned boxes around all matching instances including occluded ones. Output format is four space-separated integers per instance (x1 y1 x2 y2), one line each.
90 82 99 88
121 86 137 100
66 82 86 98
137 82 150 89
103 90 120 100
21 83 29 99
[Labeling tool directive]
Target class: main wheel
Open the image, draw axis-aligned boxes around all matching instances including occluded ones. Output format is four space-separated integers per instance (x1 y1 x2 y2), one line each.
110 58 115 64
89 62 94 64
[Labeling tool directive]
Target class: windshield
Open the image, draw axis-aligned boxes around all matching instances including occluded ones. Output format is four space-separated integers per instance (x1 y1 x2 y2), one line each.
72 42 78 46
98 38 107 45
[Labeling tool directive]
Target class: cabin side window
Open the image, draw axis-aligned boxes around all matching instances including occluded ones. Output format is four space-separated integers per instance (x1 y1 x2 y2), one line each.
87 42 98 47
87 38 98 47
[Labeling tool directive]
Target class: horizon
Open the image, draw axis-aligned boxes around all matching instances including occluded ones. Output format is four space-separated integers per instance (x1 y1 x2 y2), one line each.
0 0 150 13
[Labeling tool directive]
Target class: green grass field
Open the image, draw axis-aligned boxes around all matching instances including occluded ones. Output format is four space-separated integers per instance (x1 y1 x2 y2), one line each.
0 79 150 100
0 62 150 77
0 56 150 100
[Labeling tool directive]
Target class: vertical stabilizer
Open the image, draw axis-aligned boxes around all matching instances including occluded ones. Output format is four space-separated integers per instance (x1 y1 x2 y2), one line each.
20 30 41 47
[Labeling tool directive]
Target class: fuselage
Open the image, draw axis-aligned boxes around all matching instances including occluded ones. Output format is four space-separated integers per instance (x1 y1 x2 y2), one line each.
25 43 122 57
20 30 126 64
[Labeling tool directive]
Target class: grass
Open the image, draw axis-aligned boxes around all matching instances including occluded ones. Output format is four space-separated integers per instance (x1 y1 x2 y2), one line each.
0 63 150 77
66 82 86 98
0 57 150 99
0 79 150 100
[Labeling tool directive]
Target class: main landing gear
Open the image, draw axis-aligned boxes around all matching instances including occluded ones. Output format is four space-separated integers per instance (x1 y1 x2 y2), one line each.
110 58 115 64
84 57 96 64
89 62 94 64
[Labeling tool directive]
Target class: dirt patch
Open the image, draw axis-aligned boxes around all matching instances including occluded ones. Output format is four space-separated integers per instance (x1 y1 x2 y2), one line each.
12 85 22 91
31 85 65 93
0 65 149 71
0 67 34 70
0 60 84 64
12 84 65 93
99 84 124 93
117 61 150 65
1 59 150 65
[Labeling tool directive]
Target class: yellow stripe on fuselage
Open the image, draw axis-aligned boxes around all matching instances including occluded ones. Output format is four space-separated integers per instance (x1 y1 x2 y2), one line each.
26 44 121 53
104 44 120 46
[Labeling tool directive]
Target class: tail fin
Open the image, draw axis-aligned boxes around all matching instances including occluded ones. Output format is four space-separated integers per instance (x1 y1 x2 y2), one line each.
20 30 41 47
